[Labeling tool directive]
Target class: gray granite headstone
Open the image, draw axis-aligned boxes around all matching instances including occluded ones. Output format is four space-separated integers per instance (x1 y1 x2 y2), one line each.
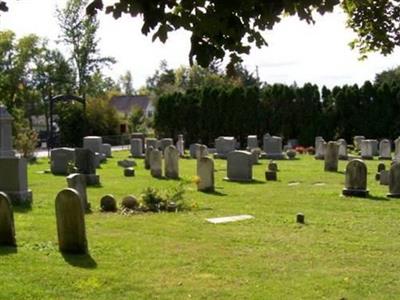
67 173 90 212
50 147 76 175
164 145 179 179
247 135 258 150
130 138 144 158
379 139 391 160
353 136 365 151
55 188 88 254
361 140 374 159
215 136 236 158
250 148 261 165
388 163 400 198
263 134 284 159
74 148 99 186
380 170 390 185
150 149 162 178
226 150 253 182
315 137 326 160
394 137 400 161
342 159 368 197
324 141 339 172
190 143 201 158
145 138 159 150
101 143 112 158
160 138 173 152
0 192 16 246
196 144 208 160
337 139 348 160
144 146 153 170
197 157 214 192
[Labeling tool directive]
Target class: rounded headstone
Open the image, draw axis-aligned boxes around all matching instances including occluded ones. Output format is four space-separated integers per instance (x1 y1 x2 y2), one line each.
342 159 368 197
121 195 139 210
324 141 339 172
0 192 16 246
388 162 400 198
100 195 117 212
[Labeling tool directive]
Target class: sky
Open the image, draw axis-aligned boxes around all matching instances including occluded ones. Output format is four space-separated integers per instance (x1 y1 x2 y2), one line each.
1 0 400 89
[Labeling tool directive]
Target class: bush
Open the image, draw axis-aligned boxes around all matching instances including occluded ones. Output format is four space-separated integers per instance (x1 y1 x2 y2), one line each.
140 184 187 212
86 98 120 136
15 128 39 159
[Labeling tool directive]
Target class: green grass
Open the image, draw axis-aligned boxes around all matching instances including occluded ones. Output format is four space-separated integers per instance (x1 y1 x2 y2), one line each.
1 152 400 299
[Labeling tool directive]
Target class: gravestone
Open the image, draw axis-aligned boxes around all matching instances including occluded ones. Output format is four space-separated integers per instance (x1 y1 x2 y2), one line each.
0 106 32 204
247 135 258 150
263 134 284 159
50 147 76 175
342 159 368 197
377 163 386 173
190 143 201 158
214 136 236 159
131 132 145 151
337 139 348 160
360 140 374 159
55 188 88 254
100 194 117 212
371 139 379 156
176 134 185 157
324 141 339 172
268 161 278 172
67 173 90 212
145 138 159 150
394 137 400 161
164 145 179 179
144 146 153 170
379 139 392 160
315 137 326 160
196 144 208 160
250 148 261 165
150 149 162 178
225 150 253 182
0 105 15 158
197 157 214 191
265 170 277 181
0 192 16 246
160 138 173 152
388 163 400 198
353 135 365 151
74 148 100 186
124 167 135 177
117 159 136 168
380 170 390 185
101 143 112 158
121 195 139 210
83 136 105 162
130 138 144 158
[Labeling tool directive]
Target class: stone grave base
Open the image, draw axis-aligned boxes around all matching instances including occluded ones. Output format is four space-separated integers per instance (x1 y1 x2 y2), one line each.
5 190 32 204
223 177 252 183
342 188 369 198
260 153 285 160
131 154 145 158
84 174 100 186
378 156 392 160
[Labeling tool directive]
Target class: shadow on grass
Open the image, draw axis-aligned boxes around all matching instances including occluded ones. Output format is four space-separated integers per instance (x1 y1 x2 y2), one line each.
235 179 265 185
200 189 227 196
0 246 17 255
367 195 390 201
13 202 32 213
62 252 97 269
87 184 103 189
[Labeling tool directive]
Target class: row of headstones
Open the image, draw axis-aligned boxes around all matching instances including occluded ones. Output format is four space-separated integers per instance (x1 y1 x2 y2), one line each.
316 137 399 161
145 145 180 179
342 159 400 198
131 136 185 158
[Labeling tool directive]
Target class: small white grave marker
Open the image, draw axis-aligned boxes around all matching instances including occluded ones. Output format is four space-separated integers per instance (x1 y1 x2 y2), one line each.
206 215 254 224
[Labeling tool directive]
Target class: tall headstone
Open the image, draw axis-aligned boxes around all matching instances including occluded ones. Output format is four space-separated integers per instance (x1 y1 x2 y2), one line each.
144 146 153 170
130 138 144 158
225 151 253 182
66 173 90 211
324 141 339 172
0 192 16 246
388 163 400 198
370 139 379 156
360 140 374 159
0 105 15 157
190 143 201 158
176 134 185 157
131 132 145 151
150 149 162 178
337 139 348 160
160 138 173 152
395 137 400 161
74 148 100 186
379 139 392 160
50 147 76 175
55 188 88 254
197 157 214 191
342 159 368 197
247 135 258 150
263 134 284 159
315 137 326 160
214 136 236 159
353 136 365 151
196 144 208 160
164 145 179 179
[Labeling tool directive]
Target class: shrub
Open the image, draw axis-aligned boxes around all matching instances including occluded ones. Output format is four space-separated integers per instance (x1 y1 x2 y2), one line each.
15 128 39 159
140 184 187 212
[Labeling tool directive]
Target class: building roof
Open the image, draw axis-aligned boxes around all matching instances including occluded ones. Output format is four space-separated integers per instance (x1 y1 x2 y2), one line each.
110 95 151 114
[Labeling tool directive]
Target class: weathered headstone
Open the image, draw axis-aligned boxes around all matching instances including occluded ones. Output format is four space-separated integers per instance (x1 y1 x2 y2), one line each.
268 160 278 172
0 192 16 246
160 138 173 152
74 148 100 186
83 136 105 163
66 173 90 212
121 195 139 210
164 145 179 179
101 143 112 158
377 163 386 173
0 105 16 158
250 148 261 165
197 157 214 191
214 136 236 159
55 188 88 254
371 139 379 156
100 194 117 212
353 135 365 151
176 134 185 157
131 132 145 151
337 139 348 160
324 141 339 172
247 135 258 150
196 144 208 160
315 137 326 160
190 143 201 158
342 159 368 197
380 170 390 185
150 149 162 178
394 137 400 161
296 213 305 224
265 170 277 181
50 147 76 175
145 138 159 150
117 159 136 168
286 149 296 159
144 146 153 170
130 138 144 158
388 163 400 198
360 140 374 159
379 139 391 160
225 150 253 182
263 134 284 159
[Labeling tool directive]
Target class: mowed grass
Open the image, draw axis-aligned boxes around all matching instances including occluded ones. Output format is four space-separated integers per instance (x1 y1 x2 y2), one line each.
1 151 400 299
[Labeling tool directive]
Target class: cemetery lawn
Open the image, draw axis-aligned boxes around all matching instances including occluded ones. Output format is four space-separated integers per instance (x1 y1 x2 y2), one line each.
1 152 400 300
